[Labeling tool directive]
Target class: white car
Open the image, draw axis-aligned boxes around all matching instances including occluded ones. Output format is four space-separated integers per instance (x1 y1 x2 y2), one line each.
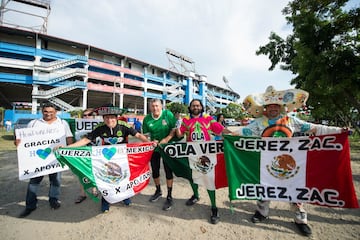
14 118 34 131
226 120 241 126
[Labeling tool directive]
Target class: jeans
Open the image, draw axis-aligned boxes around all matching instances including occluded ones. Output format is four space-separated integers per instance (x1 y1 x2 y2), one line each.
256 200 308 224
101 197 131 212
25 172 61 209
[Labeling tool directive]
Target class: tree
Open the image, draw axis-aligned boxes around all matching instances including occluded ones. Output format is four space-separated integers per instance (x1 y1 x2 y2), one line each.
166 102 188 115
220 102 246 119
69 109 83 118
256 0 360 133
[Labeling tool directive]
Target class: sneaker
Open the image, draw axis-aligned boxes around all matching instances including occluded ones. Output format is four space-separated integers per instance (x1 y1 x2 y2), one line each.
123 198 131 206
101 198 110 213
210 207 220 224
251 210 268 223
162 197 173 211
149 190 162 202
295 222 312 236
18 208 36 218
75 195 87 204
185 195 199 206
50 200 61 210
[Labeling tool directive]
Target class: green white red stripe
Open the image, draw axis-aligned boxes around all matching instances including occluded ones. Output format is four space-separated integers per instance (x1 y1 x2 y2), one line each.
223 133 358 208
161 141 228 190
55 142 154 203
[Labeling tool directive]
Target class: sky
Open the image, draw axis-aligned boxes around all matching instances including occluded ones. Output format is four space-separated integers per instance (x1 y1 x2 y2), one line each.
5 0 297 102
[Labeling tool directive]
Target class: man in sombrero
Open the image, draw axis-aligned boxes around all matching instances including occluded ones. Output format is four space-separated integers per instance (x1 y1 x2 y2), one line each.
238 86 347 236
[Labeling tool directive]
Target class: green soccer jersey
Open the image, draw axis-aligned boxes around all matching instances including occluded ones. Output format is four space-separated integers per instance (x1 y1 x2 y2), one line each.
142 109 176 150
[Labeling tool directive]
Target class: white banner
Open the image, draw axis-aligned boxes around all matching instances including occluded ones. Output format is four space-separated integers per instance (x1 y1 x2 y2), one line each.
74 119 102 141
16 126 69 180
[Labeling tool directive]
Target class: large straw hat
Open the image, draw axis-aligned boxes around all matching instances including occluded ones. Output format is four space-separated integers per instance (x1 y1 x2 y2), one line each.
243 86 309 118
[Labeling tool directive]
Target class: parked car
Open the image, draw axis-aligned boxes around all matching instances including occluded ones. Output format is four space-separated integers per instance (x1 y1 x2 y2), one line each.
13 118 34 131
226 120 241 126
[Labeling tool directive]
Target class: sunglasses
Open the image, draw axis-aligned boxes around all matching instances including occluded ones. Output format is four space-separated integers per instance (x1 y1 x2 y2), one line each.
83 113 93 117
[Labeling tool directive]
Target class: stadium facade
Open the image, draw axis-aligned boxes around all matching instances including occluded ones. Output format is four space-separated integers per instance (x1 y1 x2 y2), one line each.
0 26 240 117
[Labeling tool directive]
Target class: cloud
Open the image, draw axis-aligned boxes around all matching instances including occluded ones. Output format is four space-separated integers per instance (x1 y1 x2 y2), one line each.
7 0 295 101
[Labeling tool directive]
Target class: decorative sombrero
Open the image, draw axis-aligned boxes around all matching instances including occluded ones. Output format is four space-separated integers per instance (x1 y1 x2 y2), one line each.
243 86 309 118
94 106 127 116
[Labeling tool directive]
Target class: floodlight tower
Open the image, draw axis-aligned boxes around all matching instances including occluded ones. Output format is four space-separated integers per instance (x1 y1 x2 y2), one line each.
166 48 196 77
166 48 207 106
0 0 51 34
223 76 234 92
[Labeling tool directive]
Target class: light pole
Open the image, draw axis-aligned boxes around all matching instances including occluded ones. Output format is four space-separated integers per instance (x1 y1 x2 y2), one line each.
223 76 234 92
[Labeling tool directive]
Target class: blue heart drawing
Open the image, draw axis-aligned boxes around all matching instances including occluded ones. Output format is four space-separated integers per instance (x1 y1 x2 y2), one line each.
108 137 118 145
36 148 52 160
102 147 116 160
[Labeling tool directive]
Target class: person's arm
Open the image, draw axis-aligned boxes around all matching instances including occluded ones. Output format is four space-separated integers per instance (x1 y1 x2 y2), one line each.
65 138 91 147
14 139 20 146
211 118 231 136
290 117 343 136
175 118 186 139
221 128 232 135
66 136 74 145
236 118 261 136
310 124 344 136
159 128 176 144
54 137 90 151
141 118 151 140
175 127 184 139
63 119 75 145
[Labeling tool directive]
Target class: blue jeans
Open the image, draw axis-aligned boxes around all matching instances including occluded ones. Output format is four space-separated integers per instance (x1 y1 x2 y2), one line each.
101 197 110 212
25 172 61 209
101 197 131 212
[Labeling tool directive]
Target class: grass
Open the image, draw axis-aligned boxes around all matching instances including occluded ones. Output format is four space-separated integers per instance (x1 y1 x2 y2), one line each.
350 136 360 161
0 129 16 152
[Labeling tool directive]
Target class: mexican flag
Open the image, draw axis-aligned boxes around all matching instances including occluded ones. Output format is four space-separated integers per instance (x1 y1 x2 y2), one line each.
223 133 359 208
55 142 154 204
161 141 228 190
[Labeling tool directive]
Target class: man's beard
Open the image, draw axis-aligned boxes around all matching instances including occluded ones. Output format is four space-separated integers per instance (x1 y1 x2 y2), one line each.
190 109 201 116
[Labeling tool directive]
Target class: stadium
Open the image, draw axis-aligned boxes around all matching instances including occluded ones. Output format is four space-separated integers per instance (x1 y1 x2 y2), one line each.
0 0 240 123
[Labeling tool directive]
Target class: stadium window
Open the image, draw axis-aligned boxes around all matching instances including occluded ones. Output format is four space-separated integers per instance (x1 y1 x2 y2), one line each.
42 40 48 49
128 62 132 69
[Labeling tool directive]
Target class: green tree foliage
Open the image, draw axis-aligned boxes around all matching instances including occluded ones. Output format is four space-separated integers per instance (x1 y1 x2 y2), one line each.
166 101 246 120
69 109 83 118
166 102 188 114
256 0 359 133
220 102 246 119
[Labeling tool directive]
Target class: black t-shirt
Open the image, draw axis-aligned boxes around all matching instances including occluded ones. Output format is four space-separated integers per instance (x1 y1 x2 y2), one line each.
86 121 137 145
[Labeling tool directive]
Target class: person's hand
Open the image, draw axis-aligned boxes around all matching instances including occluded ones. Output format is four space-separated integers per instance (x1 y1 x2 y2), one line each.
152 140 159 148
53 145 64 151
175 120 182 129
341 127 352 135
14 139 20 146
159 138 170 145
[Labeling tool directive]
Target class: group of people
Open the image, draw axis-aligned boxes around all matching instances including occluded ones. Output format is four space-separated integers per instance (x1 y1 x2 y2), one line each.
14 86 348 237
